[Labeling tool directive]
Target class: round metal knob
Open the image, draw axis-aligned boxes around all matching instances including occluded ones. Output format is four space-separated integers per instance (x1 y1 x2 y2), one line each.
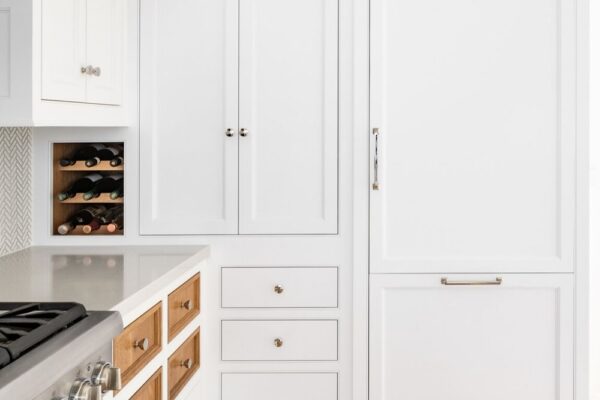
240 128 249 137
92 362 122 392
68 378 100 400
225 128 235 137
274 338 283 348
134 338 150 351
92 66 101 77
181 299 192 310
180 358 193 369
274 285 284 294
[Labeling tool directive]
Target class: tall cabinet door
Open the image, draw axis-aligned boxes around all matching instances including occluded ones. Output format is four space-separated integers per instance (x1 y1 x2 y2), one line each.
370 0 577 273
41 0 87 102
85 0 123 105
140 0 238 234
370 274 574 400
238 0 338 235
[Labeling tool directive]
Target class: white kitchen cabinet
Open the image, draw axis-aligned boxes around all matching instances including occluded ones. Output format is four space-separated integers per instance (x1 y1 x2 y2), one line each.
140 0 338 235
0 0 127 126
370 274 574 400
370 0 578 273
222 373 338 400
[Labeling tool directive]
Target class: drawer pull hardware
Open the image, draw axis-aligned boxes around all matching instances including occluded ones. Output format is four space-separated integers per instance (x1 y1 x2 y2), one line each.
81 65 93 75
225 128 235 137
274 338 283 348
134 338 150 351
441 277 503 286
181 299 193 310
274 285 284 294
92 66 101 77
179 359 193 369
372 127 380 190
240 128 249 137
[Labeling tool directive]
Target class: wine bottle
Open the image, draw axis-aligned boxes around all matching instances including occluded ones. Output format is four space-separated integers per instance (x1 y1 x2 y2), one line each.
81 205 123 233
109 179 124 200
106 208 124 233
59 144 107 167
110 155 124 167
57 205 108 235
82 218 102 234
57 173 103 201
85 144 124 167
82 174 123 200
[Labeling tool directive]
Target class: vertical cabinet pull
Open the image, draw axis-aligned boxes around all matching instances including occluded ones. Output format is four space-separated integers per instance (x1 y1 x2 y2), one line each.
372 128 380 190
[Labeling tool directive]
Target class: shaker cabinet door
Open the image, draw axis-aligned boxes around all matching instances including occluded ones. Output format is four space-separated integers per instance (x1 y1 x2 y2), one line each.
370 0 577 273
41 0 87 103
370 274 574 400
238 0 338 234
139 0 239 234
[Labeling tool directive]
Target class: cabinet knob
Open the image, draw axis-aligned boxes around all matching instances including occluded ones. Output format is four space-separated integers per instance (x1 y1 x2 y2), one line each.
92 67 101 77
240 128 249 137
181 299 193 310
225 128 235 137
180 359 193 369
134 338 149 351
274 338 283 348
81 65 93 75
274 285 284 294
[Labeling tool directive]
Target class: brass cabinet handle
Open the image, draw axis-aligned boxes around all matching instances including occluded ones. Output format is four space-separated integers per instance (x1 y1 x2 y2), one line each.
274 285 284 294
180 359 193 369
274 338 283 348
181 299 193 310
240 128 249 137
441 277 503 286
372 128 380 190
134 338 149 351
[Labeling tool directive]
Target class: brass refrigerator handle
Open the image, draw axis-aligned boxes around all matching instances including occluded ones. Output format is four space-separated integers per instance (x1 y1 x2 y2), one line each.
441 277 503 286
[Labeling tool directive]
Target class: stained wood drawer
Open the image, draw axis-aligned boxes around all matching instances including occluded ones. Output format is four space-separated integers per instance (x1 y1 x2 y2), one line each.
114 302 162 388
168 274 201 341
221 267 338 308
222 373 338 400
131 368 162 400
168 329 200 400
221 320 338 361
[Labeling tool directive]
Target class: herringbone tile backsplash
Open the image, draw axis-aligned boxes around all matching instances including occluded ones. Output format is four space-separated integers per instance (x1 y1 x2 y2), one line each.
0 127 32 256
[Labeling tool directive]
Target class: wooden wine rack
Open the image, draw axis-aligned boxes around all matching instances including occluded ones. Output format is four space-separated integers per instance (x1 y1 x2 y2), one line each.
52 143 125 236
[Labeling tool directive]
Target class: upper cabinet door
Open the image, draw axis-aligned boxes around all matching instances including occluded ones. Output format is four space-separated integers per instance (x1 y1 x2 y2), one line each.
85 0 123 105
41 0 87 102
238 0 338 235
370 0 577 273
139 0 239 234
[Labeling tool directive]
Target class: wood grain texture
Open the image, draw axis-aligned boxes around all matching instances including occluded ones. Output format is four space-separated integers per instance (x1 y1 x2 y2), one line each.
114 302 162 389
168 274 200 342
131 368 162 400
168 329 200 400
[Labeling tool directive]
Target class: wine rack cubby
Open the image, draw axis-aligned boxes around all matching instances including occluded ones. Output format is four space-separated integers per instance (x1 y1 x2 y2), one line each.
52 142 125 236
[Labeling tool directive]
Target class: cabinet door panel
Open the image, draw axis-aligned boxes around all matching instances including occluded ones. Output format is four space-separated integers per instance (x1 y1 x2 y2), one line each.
370 0 577 273
41 0 86 102
86 0 123 105
238 0 338 234
370 274 574 400
140 0 238 234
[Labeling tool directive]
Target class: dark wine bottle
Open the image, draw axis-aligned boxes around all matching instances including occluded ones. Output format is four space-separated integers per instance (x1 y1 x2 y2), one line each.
57 205 108 235
110 156 124 167
106 208 124 233
82 218 102 234
57 173 103 201
85 144 124 167
59 144 107 167
82 174 123 200
109 179 124 200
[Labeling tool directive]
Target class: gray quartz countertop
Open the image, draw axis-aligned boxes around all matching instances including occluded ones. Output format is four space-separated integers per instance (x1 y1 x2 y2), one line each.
0 246 209 312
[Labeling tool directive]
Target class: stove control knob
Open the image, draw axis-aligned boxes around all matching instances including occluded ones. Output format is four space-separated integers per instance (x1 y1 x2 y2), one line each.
68 378 98 400
91 361 122 392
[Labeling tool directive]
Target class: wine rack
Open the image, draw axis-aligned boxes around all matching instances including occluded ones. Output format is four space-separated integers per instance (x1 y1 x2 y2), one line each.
52 142 125 236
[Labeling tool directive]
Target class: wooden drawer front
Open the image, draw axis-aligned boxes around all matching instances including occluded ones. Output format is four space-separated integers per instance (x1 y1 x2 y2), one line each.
168 329 200 400
114 302 162 388
221 320 338 361
222 373 338 400
221 267 338 308
131 368 162 400
168 274 201 341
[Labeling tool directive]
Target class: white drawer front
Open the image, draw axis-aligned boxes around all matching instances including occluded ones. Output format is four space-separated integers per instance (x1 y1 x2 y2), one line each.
222 373 338 400
221 320 338 361
221 267 338 308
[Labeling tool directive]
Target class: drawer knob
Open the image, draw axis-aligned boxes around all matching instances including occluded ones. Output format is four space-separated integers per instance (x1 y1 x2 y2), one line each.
181 299 193 310
180 359 193 369
274 285 284 294
274 338 283 348
134 338 150 351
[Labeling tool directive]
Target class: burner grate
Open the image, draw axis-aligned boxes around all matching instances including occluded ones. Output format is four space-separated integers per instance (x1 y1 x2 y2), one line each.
0 303 87 369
